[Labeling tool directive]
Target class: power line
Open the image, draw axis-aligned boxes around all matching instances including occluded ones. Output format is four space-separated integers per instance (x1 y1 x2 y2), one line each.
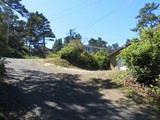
52 0 91 16
78 0 132 31
51 0 105 21
37 0 56 8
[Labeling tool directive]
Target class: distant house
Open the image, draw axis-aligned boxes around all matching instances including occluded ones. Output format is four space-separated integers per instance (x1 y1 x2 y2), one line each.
84 45 107 53
108 43 131 70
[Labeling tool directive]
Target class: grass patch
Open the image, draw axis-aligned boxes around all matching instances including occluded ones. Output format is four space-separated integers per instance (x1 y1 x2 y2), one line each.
46 53 60 58
23 55 40 59
53 58 72 68
112 71 128 86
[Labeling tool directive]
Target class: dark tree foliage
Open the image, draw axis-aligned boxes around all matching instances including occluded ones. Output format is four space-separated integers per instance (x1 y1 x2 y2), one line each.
0 1 55 58
64 36 70 45
88 37 119 54
0 57 6 76
112 43 119 50
27 12 55 57
0 3 28 57
132 2 160 32
52 38 63 53
1 0 29 18
64 29 82 45
89 37 107 47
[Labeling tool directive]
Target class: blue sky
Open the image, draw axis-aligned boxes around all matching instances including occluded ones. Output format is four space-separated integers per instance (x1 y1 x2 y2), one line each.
21 0 160 48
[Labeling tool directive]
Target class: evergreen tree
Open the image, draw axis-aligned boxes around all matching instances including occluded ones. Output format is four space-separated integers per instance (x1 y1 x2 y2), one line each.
112 43 119 50
64 29 82 45
27 12 55 57
132 2 159 32
88 37 107 47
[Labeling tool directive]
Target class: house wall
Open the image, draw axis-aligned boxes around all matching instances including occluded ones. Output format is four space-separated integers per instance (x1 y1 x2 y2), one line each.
109 43 131 70
117 59 127 70
84 45 105 53
109 52 120 70
109 52 127 70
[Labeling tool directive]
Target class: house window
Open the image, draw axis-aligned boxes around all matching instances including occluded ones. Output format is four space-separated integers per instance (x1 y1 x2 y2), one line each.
88 47 92 52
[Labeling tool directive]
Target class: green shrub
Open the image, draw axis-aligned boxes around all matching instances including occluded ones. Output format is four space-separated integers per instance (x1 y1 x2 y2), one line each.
94 50 109 70
58 40 110 70
79 51 98 70
52 58 72 68
47 53 60 58
58 40 83 64
119 27 160 85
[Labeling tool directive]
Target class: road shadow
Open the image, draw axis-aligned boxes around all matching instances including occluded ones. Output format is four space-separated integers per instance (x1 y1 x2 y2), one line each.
0 68 159 120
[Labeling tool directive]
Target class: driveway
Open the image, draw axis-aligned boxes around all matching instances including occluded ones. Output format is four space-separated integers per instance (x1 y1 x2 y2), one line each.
0 58 159 120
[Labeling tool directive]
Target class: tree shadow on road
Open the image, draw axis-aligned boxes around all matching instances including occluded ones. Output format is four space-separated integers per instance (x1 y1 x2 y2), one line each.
87 78 123 89
0 68 159 120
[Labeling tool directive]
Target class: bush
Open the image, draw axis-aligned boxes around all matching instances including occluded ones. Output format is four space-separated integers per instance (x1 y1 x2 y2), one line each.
94 50 109 70
58 40 110 70
47 53 60 58
79 51 98 70
119 27 160 85
52 58 72 68
58 40 83 64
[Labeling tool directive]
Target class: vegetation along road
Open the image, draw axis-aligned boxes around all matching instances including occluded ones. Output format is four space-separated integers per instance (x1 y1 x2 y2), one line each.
0 58 159 120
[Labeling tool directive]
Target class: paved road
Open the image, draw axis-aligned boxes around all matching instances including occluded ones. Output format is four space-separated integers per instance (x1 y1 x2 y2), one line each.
0 58 159 120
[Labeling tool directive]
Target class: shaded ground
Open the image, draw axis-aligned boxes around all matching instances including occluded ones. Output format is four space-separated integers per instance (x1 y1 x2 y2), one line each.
0 58 159 120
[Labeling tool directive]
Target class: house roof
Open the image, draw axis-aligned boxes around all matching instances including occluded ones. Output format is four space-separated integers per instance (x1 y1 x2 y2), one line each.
84 45 108 50
108 43 131 57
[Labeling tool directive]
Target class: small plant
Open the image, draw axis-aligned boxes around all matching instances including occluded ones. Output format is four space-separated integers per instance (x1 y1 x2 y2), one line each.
112 71 129 86
127 89 134 98
146 97 154 104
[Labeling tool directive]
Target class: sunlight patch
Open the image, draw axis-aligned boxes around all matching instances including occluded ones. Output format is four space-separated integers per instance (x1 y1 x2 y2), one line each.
23 107 41 119
65 104 88 113
45 101 63 110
